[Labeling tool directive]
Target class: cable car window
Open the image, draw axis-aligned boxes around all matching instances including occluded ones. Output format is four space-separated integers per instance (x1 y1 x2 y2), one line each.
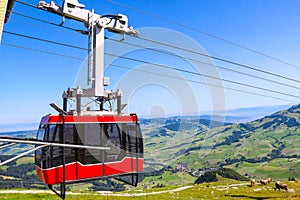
107 124 121 147
41 126 51 168
53 125 60 142
121 124 126 151
84 124 101 145
84 123 101 164
52 125 62 167
48 125 56 141
127 124 137 154
64 124 76 163
35 128 46 167
37 128 45 141
126 124 143 155
47 125 56 168
64 124 74 144
137 125 144 155
105 123 122 162
43 127 49 142
35 149 42 167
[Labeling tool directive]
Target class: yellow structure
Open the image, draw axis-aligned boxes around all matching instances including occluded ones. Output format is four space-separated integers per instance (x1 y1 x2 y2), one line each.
0 0 8 43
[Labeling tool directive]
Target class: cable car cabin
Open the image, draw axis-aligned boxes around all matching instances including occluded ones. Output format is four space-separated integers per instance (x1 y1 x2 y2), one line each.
35 114 143 185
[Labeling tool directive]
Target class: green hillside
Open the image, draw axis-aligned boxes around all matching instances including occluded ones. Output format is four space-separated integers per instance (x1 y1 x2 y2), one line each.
144 104 300 180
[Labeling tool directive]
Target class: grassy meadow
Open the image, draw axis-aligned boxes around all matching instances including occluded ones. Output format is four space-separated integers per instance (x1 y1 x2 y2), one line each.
0 178 300 200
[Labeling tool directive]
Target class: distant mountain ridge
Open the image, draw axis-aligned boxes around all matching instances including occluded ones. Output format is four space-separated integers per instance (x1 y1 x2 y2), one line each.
224 104 291 122
0 104 289 133
140 104 291 124
0 123 38 133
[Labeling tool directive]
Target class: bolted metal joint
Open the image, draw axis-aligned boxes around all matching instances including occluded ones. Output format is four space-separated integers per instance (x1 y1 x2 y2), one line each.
38 1 63 15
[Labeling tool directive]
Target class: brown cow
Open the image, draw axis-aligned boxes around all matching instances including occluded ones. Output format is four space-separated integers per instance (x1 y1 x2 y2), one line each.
275 181 288 191
260 179 269 185
260 178 272 185
250 179 256 186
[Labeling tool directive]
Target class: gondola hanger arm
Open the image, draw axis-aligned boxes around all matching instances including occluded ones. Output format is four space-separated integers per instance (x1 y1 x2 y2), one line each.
38 0 139 36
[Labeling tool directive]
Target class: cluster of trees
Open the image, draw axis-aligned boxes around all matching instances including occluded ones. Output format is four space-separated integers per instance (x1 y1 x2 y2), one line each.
194 168 249 184
194 171 218 184
0 161 45 189
216 168 249 181
89 179 125 191
220 153 300 168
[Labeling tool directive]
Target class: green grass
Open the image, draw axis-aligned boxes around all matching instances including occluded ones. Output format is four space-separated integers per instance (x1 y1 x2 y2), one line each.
136 171 196 190
1 180 299 200
68 183 93 192
226 158 300 179
0 165 9 172
16 157 34 165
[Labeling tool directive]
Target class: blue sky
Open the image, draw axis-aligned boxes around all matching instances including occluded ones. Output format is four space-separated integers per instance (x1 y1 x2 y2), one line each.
1 0 300 129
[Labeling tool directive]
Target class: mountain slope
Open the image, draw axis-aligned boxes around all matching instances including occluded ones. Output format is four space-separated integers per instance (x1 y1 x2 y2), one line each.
144 104 300 179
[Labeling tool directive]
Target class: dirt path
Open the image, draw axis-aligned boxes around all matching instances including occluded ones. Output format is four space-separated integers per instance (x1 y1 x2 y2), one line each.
97 186 193 196
0 190 82 195
213 183 249 188
0 186 193 197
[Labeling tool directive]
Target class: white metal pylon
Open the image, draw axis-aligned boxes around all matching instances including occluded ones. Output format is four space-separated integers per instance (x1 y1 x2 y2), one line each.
38 0 139 115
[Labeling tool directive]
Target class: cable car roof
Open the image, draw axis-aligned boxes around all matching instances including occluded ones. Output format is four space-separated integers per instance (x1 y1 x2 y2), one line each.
40 114 139 124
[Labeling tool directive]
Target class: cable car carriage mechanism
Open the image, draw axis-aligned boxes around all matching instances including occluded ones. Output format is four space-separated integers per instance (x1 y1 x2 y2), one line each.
0 0 143 199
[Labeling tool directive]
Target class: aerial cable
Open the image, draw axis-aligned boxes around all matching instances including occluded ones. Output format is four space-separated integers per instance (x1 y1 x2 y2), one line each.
105 0 300 70
15 0 37 9
12 2 300 84
2 42 85 60
105 52 300 100
107 62 298 103
4 30 300 99
12 11 87 34
3 38 299 103
131 35 300 85
3 30 88 51
107 37 300 91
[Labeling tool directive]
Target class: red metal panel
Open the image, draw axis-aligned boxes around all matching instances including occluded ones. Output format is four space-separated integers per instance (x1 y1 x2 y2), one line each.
35 166 43 181
44 115 139 124
104 157 135 176
77 162 103 179
35 158 144 185
36 163 77 185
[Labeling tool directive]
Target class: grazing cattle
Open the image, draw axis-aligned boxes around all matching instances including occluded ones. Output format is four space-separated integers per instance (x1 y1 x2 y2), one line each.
260 179 269 185
275 181 288 191
259 178 272 185
250 179 256 186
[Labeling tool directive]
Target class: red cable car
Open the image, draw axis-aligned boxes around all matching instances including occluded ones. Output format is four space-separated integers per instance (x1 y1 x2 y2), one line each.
35 114 144 185
31 1 144 194
0 0 143 199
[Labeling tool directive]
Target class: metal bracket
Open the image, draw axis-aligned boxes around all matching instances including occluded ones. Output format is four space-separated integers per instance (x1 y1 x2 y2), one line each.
120 34 126 42
48 183 66 200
